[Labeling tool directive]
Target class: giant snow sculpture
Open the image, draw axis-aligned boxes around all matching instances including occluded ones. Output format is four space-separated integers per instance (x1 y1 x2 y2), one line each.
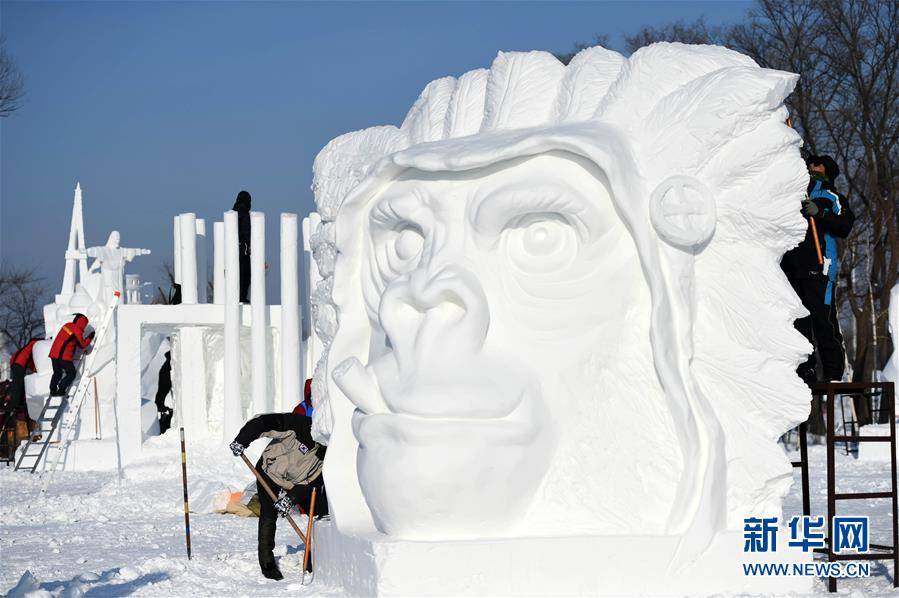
309 43 813 590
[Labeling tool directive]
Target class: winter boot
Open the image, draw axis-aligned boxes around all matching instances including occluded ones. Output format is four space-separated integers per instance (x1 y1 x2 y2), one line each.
260 561 283 580
158 408 173 434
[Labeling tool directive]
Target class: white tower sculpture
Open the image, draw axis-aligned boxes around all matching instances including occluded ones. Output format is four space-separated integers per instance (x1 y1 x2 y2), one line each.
59 183 89 300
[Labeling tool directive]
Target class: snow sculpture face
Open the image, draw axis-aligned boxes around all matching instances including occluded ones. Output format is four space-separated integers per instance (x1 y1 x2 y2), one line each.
342 153 647 535
107 231 120 248
311 43 812 555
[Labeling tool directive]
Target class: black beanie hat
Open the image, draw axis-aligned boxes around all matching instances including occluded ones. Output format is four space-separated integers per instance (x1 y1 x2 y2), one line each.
233 190 252 211
806 155 840 180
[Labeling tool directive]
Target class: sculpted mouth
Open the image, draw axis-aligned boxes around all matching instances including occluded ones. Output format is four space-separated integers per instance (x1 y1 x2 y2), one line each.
351 409 534 449
333 356 536 448
333 355 527 420
332 357 391 415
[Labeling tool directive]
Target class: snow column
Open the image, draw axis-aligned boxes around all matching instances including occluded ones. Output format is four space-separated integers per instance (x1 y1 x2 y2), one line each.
175 328 208 440
280 213 300 410
179 213 198 304
195 218 208 303
173 215 183 285
223 211 242 440
250 212 269 414
302 213 322 377
213 222 225 305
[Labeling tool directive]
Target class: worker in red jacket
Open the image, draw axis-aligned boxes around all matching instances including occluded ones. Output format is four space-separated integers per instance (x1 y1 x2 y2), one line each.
291 379 315 418
5 337 41 416
48 314 94 396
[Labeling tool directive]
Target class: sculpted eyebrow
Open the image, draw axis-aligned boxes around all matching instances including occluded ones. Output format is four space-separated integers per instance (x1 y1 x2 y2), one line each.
469 182 591 234
370 189 431 228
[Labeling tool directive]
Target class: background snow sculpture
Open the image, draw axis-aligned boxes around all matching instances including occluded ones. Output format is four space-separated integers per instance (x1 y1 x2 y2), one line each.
69 231 151 300
311 43 811 557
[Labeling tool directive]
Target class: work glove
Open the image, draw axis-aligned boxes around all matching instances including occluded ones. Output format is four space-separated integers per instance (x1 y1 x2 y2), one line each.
274 491 293 518
801 198 820 217
229 441 245 457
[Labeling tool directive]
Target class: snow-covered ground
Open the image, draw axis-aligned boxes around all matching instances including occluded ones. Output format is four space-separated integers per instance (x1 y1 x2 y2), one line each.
1 434 895 596
1 435 344 597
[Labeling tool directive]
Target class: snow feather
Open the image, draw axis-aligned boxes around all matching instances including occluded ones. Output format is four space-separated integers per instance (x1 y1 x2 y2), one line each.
552 46 625 122
481 51 565 131
595 42 757 128
401 76 457 144
443 68 489 138
641 66 797 174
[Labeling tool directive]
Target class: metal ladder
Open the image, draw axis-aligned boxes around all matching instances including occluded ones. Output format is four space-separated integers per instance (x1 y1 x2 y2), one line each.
13 292 120 481
792 382 898 593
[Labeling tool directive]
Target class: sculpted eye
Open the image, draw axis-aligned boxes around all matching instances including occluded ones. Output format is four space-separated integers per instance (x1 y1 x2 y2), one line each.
394 228 424 261
504 213 578 272
376 225 425 280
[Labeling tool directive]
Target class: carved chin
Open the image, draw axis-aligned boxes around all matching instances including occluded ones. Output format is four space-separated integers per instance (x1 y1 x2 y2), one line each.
351 389 551 540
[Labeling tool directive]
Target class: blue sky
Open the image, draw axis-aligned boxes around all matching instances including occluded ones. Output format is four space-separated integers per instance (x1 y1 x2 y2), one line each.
1 1 750 298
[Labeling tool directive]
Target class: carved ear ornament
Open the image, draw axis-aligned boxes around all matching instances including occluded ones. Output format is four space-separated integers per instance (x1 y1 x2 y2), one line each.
649 175 716 249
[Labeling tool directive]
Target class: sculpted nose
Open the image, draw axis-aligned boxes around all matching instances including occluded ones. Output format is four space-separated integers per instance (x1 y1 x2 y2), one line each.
379 264 489 372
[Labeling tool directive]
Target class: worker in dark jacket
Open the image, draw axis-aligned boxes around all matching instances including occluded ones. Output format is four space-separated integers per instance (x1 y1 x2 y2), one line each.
230 412 327 580
233 190 252 303
781 155 855 384
48 314 94 396
6 337 41 416
154 350 173 433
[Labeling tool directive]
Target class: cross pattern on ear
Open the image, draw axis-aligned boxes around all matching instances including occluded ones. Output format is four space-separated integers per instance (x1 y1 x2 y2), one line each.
650 175 717 249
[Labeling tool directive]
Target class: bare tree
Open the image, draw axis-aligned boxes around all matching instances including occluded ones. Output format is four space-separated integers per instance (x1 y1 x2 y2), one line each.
0 264 46 351
0 36 25 117
555 34 611 65
152 261 215 303
152 261 179 304
624 18 724 52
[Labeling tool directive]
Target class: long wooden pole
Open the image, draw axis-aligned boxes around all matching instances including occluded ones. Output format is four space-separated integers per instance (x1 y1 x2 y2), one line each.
180 427 192 560
302 487 318 574
239 453 307 544
809 216 824 265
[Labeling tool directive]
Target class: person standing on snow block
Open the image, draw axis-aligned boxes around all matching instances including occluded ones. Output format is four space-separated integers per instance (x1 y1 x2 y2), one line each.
229 412 328 581
232 190 252 304
6 337 41 416
48 314 94 396
781 155 855 385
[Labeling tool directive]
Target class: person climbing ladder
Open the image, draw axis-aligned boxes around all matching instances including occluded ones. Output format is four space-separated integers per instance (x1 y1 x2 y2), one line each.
48 314 94 396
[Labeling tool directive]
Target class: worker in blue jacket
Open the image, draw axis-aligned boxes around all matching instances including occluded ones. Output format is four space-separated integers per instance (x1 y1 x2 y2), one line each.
781 155 855 385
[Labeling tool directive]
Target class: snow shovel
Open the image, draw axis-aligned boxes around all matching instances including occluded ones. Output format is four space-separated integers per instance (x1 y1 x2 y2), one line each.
239 453 307 545
301 487 317 586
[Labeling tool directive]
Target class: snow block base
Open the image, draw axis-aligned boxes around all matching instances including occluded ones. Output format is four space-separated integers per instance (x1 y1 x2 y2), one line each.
315 520 812 596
